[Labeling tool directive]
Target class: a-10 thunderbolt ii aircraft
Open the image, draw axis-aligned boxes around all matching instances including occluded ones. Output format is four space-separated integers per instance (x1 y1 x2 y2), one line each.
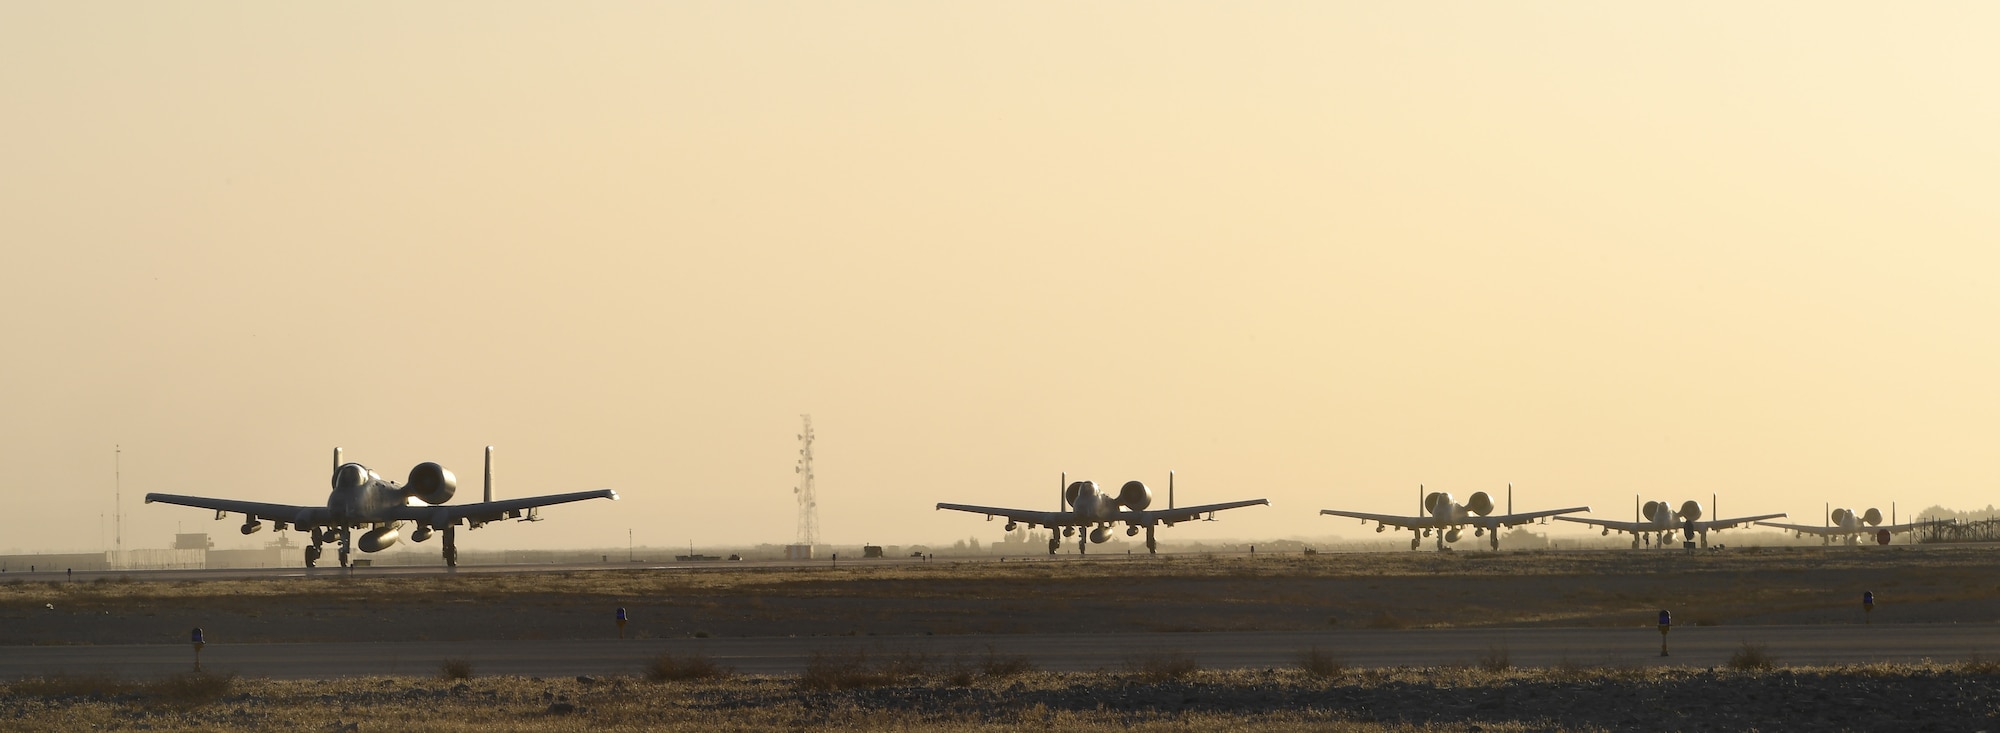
936 472 1268 554
1556 495 1782 549
1756 504 1951 546
145 447 616 568
1320 484 1589 551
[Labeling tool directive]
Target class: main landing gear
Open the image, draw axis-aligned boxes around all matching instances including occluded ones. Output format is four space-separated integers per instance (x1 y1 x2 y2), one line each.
306 527 323 568
337 527 352 568
1145 525 1158 554
1047 537 1060 555
442 525 458 568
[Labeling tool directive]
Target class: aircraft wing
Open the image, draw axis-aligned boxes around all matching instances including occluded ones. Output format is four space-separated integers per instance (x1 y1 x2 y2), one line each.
1553 515 1653 534
144 493 330 526
1755 521 1846 536
1694 514 1784 532
1464 506 1591 530
391 489 620 526
1761 519 1953 536
1131 498 1269 525
935 503 1078 527
1319 509 1443 529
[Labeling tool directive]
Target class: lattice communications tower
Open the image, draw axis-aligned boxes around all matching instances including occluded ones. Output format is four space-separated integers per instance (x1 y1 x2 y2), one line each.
793 415 819 550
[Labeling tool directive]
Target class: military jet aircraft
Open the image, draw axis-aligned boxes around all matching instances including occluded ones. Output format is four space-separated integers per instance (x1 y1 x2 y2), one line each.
1557 495 1781 548
1758 503 1951 546
145 447 615 568
1320 484 1588 551
936 472 1267 554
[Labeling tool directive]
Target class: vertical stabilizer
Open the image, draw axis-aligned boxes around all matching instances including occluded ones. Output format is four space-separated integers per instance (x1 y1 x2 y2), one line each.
1507 483 1513 516
1169 470 1175 510
333 447 343 472
484 446 494 503
1058 472 1065 510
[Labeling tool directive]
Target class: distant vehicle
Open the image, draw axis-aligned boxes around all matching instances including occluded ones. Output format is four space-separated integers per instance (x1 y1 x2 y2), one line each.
1557 495 1781 548
936 472 1268 554
145 447 616 568
1758 504 1952 546
1320 484 1588 551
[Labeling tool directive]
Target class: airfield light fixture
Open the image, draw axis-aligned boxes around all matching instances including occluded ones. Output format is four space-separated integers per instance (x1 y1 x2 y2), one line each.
1656 610 1670 657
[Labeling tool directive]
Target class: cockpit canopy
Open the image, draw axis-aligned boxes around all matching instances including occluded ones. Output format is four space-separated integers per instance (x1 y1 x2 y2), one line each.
332 463 375 491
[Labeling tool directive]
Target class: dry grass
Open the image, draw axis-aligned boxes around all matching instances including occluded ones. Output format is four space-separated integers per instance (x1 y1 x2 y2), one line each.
1477 644 1512 672
6 664 2000 732
439 658 474 679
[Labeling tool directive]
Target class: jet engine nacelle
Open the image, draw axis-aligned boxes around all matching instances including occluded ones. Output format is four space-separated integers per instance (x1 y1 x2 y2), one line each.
357 526 400 553
1465 492 1495 517
1089 526 1113 544
1424 492 1450 515
1117 481 1153 511
1677 500 1703 522
1862 508 1883 526
1830 508 1853 526
406 462 458 505
1444 528 1462 543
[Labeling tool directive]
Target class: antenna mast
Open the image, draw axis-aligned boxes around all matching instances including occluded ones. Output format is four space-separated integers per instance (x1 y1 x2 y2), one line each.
794 415 819 548
115 445 123 560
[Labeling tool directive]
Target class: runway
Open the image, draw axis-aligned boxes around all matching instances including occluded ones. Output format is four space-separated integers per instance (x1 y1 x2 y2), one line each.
10 624 1999 680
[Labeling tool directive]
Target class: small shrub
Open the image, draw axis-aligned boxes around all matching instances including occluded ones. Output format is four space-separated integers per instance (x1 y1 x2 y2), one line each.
1366 611 1410 629
978 649 1035 678
799 650 894 690
645 652 732 682
439 658 474 680
146 670 236 708
1126 650 1199 682
1298 645 1345 678
1477 644 1512 672
1728 642 1777 670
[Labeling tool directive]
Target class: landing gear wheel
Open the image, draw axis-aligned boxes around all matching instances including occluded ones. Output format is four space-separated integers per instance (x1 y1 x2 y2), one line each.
442 525 458 568
304 544 321 568
1047 537 1059 555
1410 537 1421 551
1078 534 1087 555
338 527 353 568
1145 526 1158 555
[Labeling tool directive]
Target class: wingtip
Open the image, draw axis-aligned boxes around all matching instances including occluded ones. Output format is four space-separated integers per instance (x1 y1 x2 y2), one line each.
606 490 621 501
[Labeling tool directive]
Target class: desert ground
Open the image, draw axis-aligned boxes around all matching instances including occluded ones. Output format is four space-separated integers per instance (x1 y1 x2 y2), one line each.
7 545 2000 731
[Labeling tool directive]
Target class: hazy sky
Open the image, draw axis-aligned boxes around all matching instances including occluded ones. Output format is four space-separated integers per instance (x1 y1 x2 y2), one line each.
3 3 1996 553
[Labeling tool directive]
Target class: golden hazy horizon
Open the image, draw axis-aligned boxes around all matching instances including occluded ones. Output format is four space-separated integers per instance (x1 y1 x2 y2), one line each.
2 3 1995 553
